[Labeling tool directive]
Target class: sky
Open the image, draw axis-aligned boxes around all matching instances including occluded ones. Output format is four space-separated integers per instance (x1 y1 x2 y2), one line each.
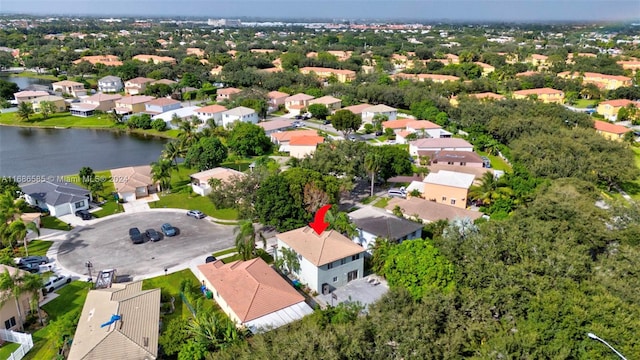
1 0 639 22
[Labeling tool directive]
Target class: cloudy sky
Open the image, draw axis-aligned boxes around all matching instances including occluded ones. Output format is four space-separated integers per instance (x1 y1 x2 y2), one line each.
1 0 639 21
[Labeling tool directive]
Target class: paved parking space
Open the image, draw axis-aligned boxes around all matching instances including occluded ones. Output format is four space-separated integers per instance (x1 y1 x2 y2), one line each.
315 276 389 310
55 210 236 279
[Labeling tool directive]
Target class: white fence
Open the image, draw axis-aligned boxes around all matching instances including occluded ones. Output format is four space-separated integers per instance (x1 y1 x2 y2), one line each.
0 329 34 360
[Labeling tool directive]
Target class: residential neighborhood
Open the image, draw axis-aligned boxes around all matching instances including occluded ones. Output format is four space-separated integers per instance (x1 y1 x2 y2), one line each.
0 7 639 360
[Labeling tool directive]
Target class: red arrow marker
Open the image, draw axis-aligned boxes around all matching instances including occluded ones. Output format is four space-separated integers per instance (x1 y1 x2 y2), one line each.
309 204 332 235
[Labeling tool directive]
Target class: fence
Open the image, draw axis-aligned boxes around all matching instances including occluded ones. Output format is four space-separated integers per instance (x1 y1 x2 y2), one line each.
180 292 197 317
0 329 34 360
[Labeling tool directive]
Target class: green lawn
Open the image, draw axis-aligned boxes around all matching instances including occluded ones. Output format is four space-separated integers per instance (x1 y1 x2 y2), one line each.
26 240 53 257
212 248 237 257
92 200 123 218
476 151 512 172
142 269 220 323
62 170 122 217
0 112 115 128
24 281 93 360
40 216 70 231
11 72 59 81
373 197 390 209
0 342 21 359
219 160 254 172
573 99 597 108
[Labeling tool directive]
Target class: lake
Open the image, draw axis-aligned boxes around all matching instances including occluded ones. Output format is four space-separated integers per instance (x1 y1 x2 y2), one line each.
0 74 53 90
0 126 168 179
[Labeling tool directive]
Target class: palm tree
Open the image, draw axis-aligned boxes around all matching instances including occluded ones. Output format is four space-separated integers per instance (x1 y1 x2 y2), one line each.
21 272 44 325
177 120 197 152
151 159 173 192
162 141 181 166
325 209 357 238
364 150 384 197
17 102 34 121
0 269 27 330
468 172 512 207
234 221 265 261
276 247 300 276
5 220 40 256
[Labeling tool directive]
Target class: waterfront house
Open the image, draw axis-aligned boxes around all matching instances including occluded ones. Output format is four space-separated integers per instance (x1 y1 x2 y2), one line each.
144 98 181 115
31 95 66 113
21 180 91 217
13 90 49 103
70 93 121 117
114 95 155 115
52 80 86 98
190 167 244 196
124 77 155 95
110 165 160 201
98 75 124 93
194 104 227 125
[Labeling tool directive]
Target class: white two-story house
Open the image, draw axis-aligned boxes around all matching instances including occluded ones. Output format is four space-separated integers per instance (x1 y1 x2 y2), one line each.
221 106 259 128
276 227 366 295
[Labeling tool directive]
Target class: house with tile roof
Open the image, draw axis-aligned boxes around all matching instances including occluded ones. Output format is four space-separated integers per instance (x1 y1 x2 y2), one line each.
221 106 259 128
110 165 159 202
31 95 66 113
267 90 289 110
450 92 505 107
617 60 640 73
596 99 639 121
270 129 318 146
416 73 461 83
593 120 631 141
385 197 483 224
525 54 549 68
114 95 155 115
73 55 123 67
20 181 91 217
190 167 245 196
557 71 633 90
299 67 356 83
362 104 397 123
70 93 122 117
216 87 242 102
423 150 485 168
348 207 423 253
194 104 227 125
515 71 541 78
289 135 325 159
256 118 294 135
474 62 495 76
409 137 473 156
124 77 155 95
285 93 315 115
197 258 313 333
512 88 564 104
420 170 476 209
132 54 177 65
67 281 160 360
13 90 50 103
341 103 371 115
52 80 86 98
276 227 366 294
308 95 342 112
98 75 124 93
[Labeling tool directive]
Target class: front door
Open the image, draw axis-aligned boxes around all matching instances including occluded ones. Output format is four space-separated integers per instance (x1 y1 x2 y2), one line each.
347 270 358 282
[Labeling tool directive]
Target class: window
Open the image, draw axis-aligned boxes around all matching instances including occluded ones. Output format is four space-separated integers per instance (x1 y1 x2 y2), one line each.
460 162 466 166
327 262 333 269
442 196 447 201
74 201 85 208
352 254 360 261
332 276 338 282
451 199 456 205
4 317 16 329
447 161 454 165
340 259 346 265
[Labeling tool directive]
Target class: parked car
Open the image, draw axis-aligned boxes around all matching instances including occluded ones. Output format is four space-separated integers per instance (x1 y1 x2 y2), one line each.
161 223 176 237
129 227 144 244
294 114 303 120
145 229 161 242
293 121 303 128
323 120 331 125
18 263 40 273
388 187 407 198
348 134 357 141
43 274 71 294
187 210 205 219
481 156 491 168
18 256 49 266
303 112 312 120
205 256 217 263
75 209 92 220
375 131 383 136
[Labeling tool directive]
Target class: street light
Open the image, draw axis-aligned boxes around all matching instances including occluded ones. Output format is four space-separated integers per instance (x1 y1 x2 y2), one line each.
587 333 628 360
85 261 93 282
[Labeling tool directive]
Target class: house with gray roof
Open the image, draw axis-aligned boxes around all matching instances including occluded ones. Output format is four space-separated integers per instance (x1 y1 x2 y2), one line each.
20 181 91 217
221 106 259 128
348 206 423 253
98 75 124 93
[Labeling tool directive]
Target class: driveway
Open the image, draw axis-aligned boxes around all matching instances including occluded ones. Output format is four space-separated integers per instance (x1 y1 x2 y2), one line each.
55 210 236 279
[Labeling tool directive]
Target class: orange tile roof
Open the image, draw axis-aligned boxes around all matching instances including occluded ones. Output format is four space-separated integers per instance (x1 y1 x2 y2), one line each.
217 87 242 95
197 258 305 322
513 88 564 96
277 227 365 266
286 93 315 102
300 67 356 76
73 55 123 66
268 90 289 99
382 118 413 129
196 104 227 114
417 73 460 81
594 120 631 135
598 99 636 108
289 135 325 146
397 130 412 138
342 103 371 114
406 120 441 129
145 98 180 107
516 71 540 77
271 129 318 143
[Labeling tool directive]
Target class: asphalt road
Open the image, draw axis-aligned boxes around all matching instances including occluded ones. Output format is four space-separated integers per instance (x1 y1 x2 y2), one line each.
56 211 236 279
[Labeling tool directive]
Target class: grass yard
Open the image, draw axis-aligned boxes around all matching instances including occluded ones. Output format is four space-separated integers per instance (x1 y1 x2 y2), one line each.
373 197 390 209
212 248 237 258
219 160 254 172
40 216 70 230
0 112 115 128
62 170 123 217
24 281 93 360
92 200 123 218
573 99 597 108
0 342 21 359
26 240 53 257
476 151 512 172
11 72 59 81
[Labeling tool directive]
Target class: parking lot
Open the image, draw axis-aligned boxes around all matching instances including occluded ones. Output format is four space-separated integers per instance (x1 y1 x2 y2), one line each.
55 210 236 279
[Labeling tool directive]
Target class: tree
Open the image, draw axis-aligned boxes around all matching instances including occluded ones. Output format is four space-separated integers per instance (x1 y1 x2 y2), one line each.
372 113 387 132
0 79 18 100
21 272 44 325
151 158 173 191
162 141 182 166
468 172 512 207
78 167 95 188
5 219 39 256
227 122 272 157
364 150 384 197
17 101 34 121
325 209 357 238
39 101 57 119
331 110 362 137
0 178 21 199
185 136 228 171
234 221 265 261
255 174 307 231
308 104 330 120
276 246 300 275
151 118 167 131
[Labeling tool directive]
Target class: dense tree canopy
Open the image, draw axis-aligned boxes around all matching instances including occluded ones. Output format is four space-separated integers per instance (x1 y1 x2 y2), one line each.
185 136 228 171
226 122 272 157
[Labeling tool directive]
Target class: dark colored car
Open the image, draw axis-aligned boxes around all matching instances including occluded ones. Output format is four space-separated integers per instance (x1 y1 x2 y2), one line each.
187 210 205 219
324 120 331 125
19 256 49 266
161 223 177 237
129 227 144 244
205 256 217 263
294 114 303 120
75 209 92 220
18 263 40 273
145 229 161 242
375 130 383 136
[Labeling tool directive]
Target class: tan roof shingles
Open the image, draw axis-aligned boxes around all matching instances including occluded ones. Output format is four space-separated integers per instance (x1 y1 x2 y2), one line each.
198 258 305 322
110 165 155 194
385 197 483 223
67 282 160 360
277 227 365 266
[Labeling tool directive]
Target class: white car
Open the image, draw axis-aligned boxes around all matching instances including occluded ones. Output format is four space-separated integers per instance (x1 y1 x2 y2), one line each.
43 275 71 294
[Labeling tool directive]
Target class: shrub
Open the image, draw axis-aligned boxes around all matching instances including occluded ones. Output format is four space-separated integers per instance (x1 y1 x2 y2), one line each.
151 118 167 131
